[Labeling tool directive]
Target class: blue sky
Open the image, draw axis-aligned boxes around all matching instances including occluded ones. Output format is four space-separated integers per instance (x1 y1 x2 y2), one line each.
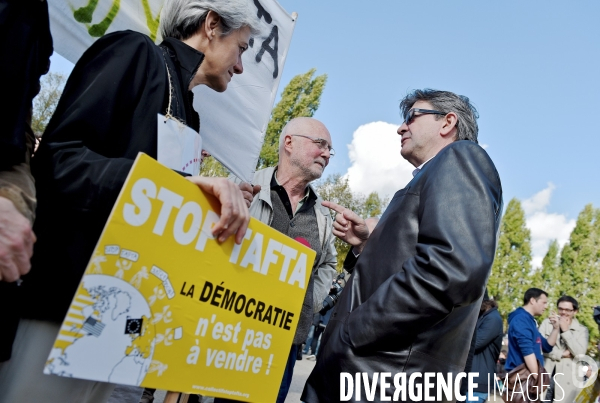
275 0 600 211
48 1 600 265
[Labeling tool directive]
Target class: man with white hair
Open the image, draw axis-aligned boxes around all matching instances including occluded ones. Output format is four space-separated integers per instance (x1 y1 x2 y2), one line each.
223 117 337 403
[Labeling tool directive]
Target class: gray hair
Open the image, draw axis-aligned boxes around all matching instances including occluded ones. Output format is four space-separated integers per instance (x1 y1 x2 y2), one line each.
399 89 480 143
160 0 262 40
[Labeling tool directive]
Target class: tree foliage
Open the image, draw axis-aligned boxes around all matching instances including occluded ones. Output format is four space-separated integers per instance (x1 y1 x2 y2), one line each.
488 198 533 323
314 174 388 270
199 156 229 177
556 205 600 355
533 239 561 299
257 68 327 169
31 72 66 136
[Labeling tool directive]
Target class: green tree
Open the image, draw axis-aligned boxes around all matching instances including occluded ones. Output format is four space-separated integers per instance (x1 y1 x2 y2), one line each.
314 174 388 270
315 174 360 213
533 239 561 298
531 239 562 323
361 192 386 218
558 204 600 355
199 156 229 177
31 72 66 136
257 68 327 169
487 198 533 324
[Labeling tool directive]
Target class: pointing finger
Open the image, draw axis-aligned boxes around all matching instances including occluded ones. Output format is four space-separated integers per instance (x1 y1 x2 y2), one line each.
321 200 345 214
342 209 365 226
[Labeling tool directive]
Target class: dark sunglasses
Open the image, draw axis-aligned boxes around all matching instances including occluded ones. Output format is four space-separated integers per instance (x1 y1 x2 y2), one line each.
404 108 447 124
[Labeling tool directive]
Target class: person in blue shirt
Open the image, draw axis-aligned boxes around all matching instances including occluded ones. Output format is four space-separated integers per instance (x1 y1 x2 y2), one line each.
506 288 560 375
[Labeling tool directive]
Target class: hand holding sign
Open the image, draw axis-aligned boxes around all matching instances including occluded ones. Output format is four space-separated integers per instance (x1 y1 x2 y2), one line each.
186 176 250 244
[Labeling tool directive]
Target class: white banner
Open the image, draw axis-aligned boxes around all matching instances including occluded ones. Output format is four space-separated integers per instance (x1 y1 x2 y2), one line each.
48 0 296 183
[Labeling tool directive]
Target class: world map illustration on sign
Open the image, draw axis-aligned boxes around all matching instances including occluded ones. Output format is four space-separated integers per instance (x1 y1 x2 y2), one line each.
44 245 177 385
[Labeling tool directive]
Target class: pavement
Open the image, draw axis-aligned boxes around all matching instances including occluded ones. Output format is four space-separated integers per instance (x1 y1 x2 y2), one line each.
149 354 316 403
284 354 316 402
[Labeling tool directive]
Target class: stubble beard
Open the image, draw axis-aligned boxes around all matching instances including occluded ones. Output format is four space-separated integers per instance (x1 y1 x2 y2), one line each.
303 165 323 183
290 156 323 183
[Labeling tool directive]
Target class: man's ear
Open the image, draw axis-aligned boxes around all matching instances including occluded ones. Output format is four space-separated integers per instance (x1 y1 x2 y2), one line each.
440 112 458 138
278 134 292 161
203 10 221 39
287 134 295 148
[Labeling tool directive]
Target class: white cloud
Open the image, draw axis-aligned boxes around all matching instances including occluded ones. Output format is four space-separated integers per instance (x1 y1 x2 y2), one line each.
522 184 554 216
523 183 575 269
344 121 414 198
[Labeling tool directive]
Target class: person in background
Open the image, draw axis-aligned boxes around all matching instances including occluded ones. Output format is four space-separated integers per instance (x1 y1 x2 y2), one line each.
505 288 560 374
0 1 261 402
306 308 333 361
0 0 53 363
539 295 589 402
302 313 322 357
468 299 504 402
496 348 508 387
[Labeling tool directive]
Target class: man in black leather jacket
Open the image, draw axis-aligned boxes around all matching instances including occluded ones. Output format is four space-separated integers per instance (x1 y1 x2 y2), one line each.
302 89 503 403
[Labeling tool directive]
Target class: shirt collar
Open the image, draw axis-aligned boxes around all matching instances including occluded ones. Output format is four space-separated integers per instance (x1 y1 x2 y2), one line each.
270 168 317 218
271 168 312 200
160 37 205 92
412 155 435 177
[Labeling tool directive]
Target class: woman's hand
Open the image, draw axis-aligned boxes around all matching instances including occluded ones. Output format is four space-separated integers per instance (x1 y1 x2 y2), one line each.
186 176 250 244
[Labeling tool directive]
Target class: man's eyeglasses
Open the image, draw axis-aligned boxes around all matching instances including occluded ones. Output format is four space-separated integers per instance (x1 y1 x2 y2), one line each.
404 108 447 125
558 307 575 313
289 134 335 157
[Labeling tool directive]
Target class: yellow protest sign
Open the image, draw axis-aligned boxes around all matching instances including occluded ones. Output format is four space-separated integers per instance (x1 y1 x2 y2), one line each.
43 153 315 402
